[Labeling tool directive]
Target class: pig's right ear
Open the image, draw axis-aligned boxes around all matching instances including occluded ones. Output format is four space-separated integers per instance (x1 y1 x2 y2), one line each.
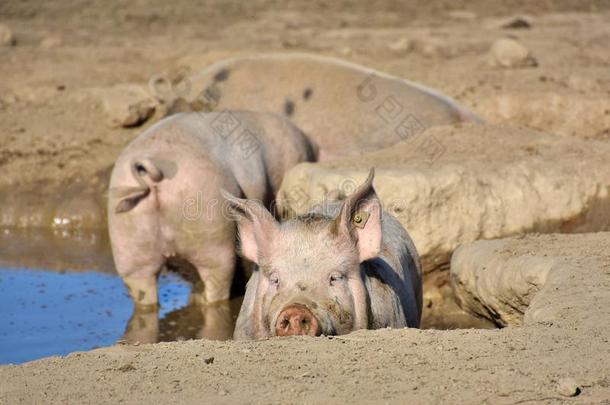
221 190 278 265
334 168 382 263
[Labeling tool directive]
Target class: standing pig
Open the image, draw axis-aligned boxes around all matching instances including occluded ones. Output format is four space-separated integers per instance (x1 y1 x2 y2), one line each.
108 111 316 309
224 169 422 339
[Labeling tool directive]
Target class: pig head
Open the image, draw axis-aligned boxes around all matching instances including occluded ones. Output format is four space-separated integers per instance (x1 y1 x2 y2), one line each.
224 169 422 340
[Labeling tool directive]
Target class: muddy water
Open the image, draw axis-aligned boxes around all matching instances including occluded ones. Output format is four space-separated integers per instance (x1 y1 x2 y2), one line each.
0 229 241 365
0 228 492 364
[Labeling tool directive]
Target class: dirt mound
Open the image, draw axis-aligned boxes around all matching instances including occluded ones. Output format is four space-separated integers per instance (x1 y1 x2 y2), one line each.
278 123 610 273
451 232 610 328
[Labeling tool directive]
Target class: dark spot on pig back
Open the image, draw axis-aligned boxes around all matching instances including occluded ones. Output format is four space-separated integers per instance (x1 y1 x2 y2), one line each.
204 84 221 102
284 99 295 116
303 88 313 100
213 68 230 82
196 84 221 111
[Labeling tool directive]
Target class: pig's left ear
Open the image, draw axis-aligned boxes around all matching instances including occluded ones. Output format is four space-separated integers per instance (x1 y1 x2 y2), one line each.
334 168 382 262
221 191 278 265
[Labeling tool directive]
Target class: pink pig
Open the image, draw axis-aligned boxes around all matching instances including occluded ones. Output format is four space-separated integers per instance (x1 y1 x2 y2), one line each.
108 111 316 309
224 169 422 339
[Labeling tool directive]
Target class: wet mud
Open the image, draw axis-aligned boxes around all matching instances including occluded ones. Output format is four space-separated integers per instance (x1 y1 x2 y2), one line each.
0 230 488 364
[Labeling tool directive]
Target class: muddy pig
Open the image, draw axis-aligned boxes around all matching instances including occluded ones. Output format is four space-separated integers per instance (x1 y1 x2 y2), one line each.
223 169 422 339
108 111 316 309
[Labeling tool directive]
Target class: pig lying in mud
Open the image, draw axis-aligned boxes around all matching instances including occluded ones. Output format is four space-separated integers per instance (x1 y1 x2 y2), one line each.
224 169 422 339
182 53 482 160
108 111 316 309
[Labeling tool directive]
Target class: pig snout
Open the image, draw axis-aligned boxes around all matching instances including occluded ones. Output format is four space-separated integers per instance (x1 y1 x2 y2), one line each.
275 304 322 337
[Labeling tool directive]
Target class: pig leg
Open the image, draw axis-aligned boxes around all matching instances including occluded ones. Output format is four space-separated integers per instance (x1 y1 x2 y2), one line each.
109 209 164 309
122 269 162 310
113 247 164 309
188 246 236 305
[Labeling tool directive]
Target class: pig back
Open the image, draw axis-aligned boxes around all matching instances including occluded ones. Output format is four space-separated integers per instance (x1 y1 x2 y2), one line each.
178 111 316 200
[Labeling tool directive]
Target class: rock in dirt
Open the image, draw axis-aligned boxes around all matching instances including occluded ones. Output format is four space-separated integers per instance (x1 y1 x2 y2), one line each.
95 84 157 128
412 37 446 58
488 38 537 68
277 124 610 274
556 377 581 397
0 24 16 47
500 16 533 29
388 37 412 55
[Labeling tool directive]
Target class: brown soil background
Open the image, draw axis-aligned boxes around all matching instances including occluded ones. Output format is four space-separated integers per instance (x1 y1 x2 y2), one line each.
1 0 610 403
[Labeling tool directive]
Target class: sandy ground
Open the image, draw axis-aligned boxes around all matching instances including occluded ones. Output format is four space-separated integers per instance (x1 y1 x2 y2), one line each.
1 0 610 403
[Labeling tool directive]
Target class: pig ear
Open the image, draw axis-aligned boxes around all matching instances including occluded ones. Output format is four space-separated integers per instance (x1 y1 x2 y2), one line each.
221 190 278 264
334 168 382 263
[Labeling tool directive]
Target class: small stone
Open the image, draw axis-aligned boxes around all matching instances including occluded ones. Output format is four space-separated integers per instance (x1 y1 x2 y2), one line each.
96 84 156 128
204 356 214 364
281 37 300 48
0 24 16 47
117 363 136 372
412 38 451 58
339 46 352 57
388 37 412 55
556 377 581 397
501 16 533 29
488 38 537 68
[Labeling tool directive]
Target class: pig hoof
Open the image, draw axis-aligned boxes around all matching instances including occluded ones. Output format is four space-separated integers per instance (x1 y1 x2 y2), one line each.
275 305 321 337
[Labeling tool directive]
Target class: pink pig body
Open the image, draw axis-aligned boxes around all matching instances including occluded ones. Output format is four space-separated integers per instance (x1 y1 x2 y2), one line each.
225 170 422 339
108 111 316 308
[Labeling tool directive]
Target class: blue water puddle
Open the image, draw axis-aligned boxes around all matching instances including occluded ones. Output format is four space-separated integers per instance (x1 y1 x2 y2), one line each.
0 269 190 365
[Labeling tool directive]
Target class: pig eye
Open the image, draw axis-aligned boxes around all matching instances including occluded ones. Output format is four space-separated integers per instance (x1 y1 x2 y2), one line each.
329 272 345 286
269 273 280 287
